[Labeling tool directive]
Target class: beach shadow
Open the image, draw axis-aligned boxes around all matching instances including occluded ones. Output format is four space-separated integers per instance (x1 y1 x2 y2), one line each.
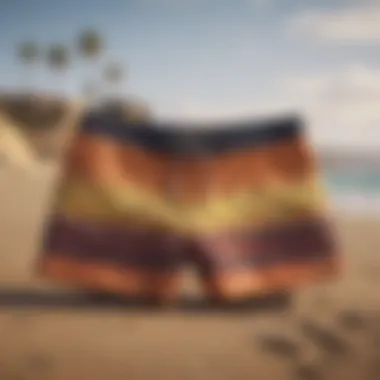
0 288 293 314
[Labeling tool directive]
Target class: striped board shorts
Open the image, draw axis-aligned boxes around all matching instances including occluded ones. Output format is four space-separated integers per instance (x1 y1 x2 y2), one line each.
38 110 340 302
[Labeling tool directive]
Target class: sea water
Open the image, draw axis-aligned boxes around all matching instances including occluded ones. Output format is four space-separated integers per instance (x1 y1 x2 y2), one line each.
322 164 380 216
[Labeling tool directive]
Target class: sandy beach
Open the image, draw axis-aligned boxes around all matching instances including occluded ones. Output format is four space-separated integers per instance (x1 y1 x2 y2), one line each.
0 163 379 380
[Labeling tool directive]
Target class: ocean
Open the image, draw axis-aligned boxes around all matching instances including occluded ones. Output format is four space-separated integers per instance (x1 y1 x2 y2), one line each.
321 158 380 216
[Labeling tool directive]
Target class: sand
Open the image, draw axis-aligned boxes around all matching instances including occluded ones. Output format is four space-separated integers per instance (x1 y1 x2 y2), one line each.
0 163 379 380
0 112 37 170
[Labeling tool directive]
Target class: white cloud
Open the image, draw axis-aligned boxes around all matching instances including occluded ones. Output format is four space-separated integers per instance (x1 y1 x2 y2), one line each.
288 4 380 43
283 64 380 101
281 64 380 148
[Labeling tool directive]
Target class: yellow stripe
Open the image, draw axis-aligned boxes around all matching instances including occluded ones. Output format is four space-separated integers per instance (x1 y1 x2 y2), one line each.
190 179 327 231
54 177 328 232
54 180 179 226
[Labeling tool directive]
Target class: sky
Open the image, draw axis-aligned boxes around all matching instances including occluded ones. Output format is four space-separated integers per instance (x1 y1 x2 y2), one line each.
0 0 379 150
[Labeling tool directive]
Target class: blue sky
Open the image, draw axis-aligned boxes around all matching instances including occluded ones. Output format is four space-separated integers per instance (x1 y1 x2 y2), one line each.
0 0 379 149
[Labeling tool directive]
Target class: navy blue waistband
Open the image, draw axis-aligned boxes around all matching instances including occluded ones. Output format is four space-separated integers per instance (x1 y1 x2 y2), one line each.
79 111 304 156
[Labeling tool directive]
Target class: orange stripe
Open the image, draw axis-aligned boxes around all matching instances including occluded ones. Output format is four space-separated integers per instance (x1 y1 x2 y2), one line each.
38 256 181 303
201 136 318 198
64 133 171 194
38 255 341 302
62 133 319 203
201 257 341 301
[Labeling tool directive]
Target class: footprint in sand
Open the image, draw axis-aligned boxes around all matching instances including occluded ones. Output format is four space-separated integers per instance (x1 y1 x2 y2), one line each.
255 335 322 380
336 310 368 332
257 306 380 379
299 319 352 359
257 334 300 361
336 309 380 356
369 334 380 351
0 353 54 380
0 367 28 380
25 352 54 373
294 364 322 380
257 334 325 379
367 359 380 380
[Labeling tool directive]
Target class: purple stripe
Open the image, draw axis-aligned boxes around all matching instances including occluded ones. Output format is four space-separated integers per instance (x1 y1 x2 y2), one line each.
196 218 336 270
42 216 337 272
43 216 186 270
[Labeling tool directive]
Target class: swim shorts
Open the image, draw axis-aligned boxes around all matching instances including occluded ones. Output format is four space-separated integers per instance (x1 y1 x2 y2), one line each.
38 109 340 302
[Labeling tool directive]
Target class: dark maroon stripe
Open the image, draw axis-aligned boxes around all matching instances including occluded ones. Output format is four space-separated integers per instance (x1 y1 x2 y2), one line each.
42 216 186 270
42 216 337 272
195 218 336 270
